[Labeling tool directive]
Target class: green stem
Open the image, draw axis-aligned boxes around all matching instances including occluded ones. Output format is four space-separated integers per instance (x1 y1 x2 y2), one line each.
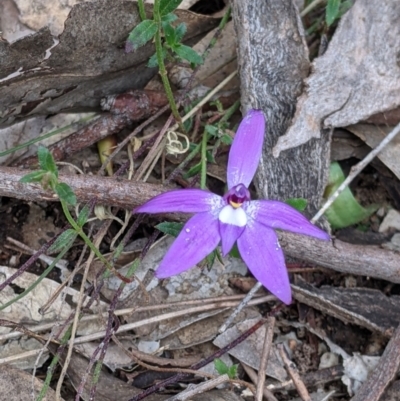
153 0 184 131
137 0 146 20
200 131 208 189
36 327 72 401
60 200 114 273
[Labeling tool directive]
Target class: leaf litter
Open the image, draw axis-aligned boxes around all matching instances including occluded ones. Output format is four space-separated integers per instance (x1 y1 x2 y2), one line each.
0 0 400 400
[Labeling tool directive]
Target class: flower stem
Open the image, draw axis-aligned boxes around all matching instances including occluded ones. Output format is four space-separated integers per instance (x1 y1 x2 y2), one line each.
60 200 129 282
153 0 184 131
200 130 208 189
137 0 146 20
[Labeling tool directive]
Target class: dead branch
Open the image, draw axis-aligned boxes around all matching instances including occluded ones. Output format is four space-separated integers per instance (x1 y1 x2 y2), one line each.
351 323 400 401
1 166 400 284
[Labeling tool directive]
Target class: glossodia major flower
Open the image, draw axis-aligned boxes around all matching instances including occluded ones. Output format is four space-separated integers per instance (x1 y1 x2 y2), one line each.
135 110 330 304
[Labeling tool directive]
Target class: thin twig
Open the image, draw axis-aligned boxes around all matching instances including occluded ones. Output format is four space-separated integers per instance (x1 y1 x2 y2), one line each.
312 121 400 223
256 317 275 401
0 294 273 343
278 344 311 401
165 375 230 401
219 281 263 333
242 363 279 401
351 322 400 401
55 222 109 401
300 0 325 17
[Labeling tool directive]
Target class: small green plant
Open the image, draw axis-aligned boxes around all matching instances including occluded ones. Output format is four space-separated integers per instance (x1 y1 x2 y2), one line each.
20 146 129 282
324 162 378 229
126 0 202 66
125 0 203 128
214 358 238 379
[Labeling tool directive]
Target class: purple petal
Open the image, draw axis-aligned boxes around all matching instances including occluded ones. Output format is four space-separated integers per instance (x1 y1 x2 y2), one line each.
246 200 330 241
237 221 291 304
219 222 245 256
227 110 266 189
156 212 221 278
135 189 223 214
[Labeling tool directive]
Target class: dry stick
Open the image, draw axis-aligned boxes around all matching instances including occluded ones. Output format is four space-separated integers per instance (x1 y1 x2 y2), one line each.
278 344 312 401
165 375 230 401
0 294 273 343
2 167 400 281
0 296 274 367
55 222 110 401
241 364 279 401
255 317 276 401
218 281 263 333
98 103 172 175
128 318 268 401
351 323 400 401
137 70 239 181
312 120 400 223
6 237 68 270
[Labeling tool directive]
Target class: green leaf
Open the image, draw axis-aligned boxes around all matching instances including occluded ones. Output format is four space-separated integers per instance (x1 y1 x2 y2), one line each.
214 358 229 375
183 162 201 179
172 44 203 65
174 23 187 42
163 23 176 47
205 249 218 269
55 183 77 205
77 205 90 227
161 13 178 25
227 365 238 379
206 150 215 163
147 47 168 68
205 124 219 137
159 0 183 16
324 162 377 229
125 20 158 52
326 0 341 26
286 198 308 212
229 243 241 259
38 146 58 175
155 221 184 237
48 229 77 254
19 170 47 183
220 134 233 145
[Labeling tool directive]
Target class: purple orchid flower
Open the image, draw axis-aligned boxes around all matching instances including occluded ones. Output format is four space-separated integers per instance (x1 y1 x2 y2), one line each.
135 110 329 304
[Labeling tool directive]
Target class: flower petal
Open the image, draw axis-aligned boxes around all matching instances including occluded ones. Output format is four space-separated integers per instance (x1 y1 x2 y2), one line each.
156 212 221 278
135 189 223 214
245 200 330 241
237 221 291 304
219 222 245 256
227 110 266 189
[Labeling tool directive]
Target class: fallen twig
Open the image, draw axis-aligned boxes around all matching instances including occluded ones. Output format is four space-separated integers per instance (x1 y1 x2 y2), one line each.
278 344 311 401
312 120 400 222
351 322 400 401
255 317 275 401
1 166 400 284
241 363 278 401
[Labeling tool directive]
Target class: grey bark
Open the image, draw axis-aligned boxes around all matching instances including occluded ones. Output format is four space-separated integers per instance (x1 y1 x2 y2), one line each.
231 0 330 216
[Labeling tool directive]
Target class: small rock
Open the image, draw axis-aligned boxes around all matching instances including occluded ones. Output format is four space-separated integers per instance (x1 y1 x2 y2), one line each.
379 209 400 232
319 352 339 369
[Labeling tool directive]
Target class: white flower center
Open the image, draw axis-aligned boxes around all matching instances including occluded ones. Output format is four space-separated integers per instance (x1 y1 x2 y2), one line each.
218 205 248 227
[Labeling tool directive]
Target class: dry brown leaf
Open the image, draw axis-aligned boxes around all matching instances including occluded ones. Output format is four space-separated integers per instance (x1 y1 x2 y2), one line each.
0 364 65 401
274 0 400 157
347 123 400 180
